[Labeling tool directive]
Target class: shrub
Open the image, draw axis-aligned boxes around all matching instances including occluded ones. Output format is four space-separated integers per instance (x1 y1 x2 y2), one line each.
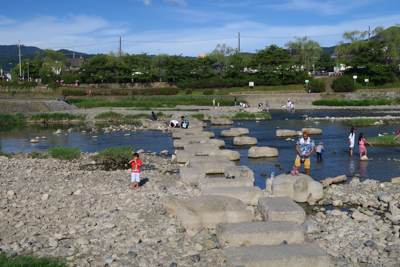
331 76 356 92
29 150 48 159
41 76 59 85
61 73 81 84
203 89 214 95
47 147 80 160
0 252 67 267
111 89 130 96
309 79 326 93
94 111 124 120
93 146 133 170
185 88 192 95
0 113 26 125
131 88 179 96
61 89 86 96
0 150 11 158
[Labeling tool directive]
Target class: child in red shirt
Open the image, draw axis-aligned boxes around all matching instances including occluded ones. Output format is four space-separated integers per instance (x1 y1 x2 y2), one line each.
129 153 142 190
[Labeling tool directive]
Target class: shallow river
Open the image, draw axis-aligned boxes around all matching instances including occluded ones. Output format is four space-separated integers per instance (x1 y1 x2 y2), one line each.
2 109 400 188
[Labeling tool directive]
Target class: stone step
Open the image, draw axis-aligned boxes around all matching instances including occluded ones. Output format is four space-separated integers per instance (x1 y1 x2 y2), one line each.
180 167 205 185
224 244 330 267
201 186 262 206
190 160 235 174
184 143 219 156
33 101 50 112
216 221 305 247
198 177 254 189
258 197 306 225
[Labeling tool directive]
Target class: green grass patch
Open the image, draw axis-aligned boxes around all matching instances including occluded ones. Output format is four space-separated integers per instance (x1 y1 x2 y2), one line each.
312 99 394 106
366 135 400 146
29 150 48 159
0 252 67 267
348 118 378 127
47 147 80 160
190 113 205 120
94 111 124 120
176 85 305 96
0 113 26 125
69 96 240 109
355 83 400 90
0 150 11 158
93 146 133 170
232 112 271 120
27 113 85 122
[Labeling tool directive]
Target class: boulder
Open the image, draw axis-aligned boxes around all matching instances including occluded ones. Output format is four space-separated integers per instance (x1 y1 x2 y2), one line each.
0 156 9 162
201 186 263 205
200 139 225 147
211 118 233 125
360 155 369 161
180 167 206 184
276 129 298 137
176 150 195 163
248 147 278 158
209 149 240 161
162 195 252 229
301 128 322 135
184 143 219 156
233 137 257 146
225 166 254 180
221 129 242 137
271 173 323 203
30 139 39 143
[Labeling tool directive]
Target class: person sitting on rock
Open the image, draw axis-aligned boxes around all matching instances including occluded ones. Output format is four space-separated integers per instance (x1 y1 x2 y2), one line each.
291 130 315 176
150 111 157 121
168 119 180 131
62 95 71 105
181 116 189 129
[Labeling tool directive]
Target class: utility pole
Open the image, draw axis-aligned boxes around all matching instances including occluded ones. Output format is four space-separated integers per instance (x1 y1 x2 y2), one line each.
238 32 240 52
16 40 22 78
119 36 122 57
365 26 372 41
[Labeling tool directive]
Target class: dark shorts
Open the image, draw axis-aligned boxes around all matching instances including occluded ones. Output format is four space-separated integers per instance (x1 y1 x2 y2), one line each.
349 147 354 150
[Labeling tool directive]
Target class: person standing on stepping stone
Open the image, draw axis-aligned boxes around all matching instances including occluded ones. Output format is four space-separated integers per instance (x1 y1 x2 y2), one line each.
292 129 315 176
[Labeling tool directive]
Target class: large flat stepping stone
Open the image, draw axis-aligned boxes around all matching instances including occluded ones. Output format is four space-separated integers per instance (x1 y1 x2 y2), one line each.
258 197 306 224
198 177 254 189
225 166 254 180
200 139 225 147
211 118 233 125
190 160 235 174
173 139 189 148
248 147 278 158
171 127 203 134
210 149 240 161
184 143 219 156
176 150 195 163
216 221 305 247
301 128 322 135
163 195 252 229
202 186 262 206
235 127 249 135
142 121 166 128
272 173 323 203
276 129 298 137
233 137 257 146
180 167 205 184
189 155 230 163
225 244 330 267
181 135 210 143
174 131 215 139
221 129 242 137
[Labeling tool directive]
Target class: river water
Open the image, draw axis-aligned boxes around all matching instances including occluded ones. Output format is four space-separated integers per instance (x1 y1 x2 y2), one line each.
2 109 400 188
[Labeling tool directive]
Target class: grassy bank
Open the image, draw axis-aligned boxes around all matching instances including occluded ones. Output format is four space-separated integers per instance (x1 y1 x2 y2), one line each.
0 252 66 267
348 118 378 127
0 113 26 125
367 136 400 146
0 150 11 158
313 99 396 106
48 147 81 160
69 96 240 109
27 113 86 122
231 112 271 120
93 146 133 170
94 111 166 121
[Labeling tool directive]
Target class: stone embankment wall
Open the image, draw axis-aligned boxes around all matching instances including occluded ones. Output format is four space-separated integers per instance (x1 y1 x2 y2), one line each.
0 101 76 114
65 82 176 89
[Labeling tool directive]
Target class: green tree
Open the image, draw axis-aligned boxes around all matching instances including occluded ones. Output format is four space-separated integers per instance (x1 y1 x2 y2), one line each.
285 36 322 70
13 59 40 79
195 56 217 79
164 55 196 82
122 53 155 82
80 54 129 83
151 54 170 81
35 49 68 77
316 52 334 72
373 24 400 65
225 52 251 78
208 44 235 77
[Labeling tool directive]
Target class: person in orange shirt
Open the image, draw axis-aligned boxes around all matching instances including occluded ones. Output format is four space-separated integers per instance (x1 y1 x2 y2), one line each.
129 153 142 190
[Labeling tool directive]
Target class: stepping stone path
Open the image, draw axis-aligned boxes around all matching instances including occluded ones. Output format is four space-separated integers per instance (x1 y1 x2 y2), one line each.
168 125 331 266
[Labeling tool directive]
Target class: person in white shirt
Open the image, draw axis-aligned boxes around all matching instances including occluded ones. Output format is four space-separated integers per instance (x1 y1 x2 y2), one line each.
349 127 356 156
168 120 179 131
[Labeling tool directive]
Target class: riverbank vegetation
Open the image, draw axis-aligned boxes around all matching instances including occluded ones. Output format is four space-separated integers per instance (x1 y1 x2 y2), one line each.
0 252 66 267
27 113 85 122
312 99 395 106
47 147 81 160
366 136 400 146
348 119 378 126
0 150 11 158
94 111 166 121
231 112 272 120
0 113 26 125
93 146 133 170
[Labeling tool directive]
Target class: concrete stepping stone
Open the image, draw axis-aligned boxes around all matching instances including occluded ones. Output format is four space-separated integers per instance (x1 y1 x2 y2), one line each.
258 197 306 224
248 147 278 158
171 127 203 134
216 221 305 247
184 143 219 156
202 186 262 206
276 129 298 137
211 118 233 125
198 177 254 189
233 137 257 146
225 244 330 267
190 160 235 174
210 149 240 161
181 135 210 143
200 139 225 147
221 129 242 137
189 155 231 163
180 167 205 184
173 139 189 148
225 166 254 180
301 128 322 135
176 150 195 163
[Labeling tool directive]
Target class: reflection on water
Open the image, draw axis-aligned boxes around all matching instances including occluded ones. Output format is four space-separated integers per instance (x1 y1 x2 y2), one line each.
2 109 400 187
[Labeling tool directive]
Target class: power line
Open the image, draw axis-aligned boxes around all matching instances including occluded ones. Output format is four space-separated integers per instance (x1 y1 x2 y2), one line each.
241 34 343 39
123 37 237 43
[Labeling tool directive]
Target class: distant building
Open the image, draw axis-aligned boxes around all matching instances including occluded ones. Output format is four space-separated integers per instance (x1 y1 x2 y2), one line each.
68 58 88 71
198 53 206 58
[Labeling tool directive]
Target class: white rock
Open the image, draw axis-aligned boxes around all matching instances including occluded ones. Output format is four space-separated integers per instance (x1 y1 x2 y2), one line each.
41 194 49 201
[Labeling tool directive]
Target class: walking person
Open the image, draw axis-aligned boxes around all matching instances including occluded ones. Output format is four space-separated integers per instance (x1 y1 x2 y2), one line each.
213 99 215 109
234 97 237 106
291 130 315 176
358 133 373 158
266 100 269 112
316 142 325 162
349 127 356 157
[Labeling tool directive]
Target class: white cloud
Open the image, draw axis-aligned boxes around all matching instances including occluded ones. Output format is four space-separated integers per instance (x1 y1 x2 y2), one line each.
137 0 151 5
163 0 187 7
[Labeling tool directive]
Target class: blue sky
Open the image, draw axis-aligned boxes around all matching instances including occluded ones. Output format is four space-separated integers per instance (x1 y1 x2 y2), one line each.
1 0 399 56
